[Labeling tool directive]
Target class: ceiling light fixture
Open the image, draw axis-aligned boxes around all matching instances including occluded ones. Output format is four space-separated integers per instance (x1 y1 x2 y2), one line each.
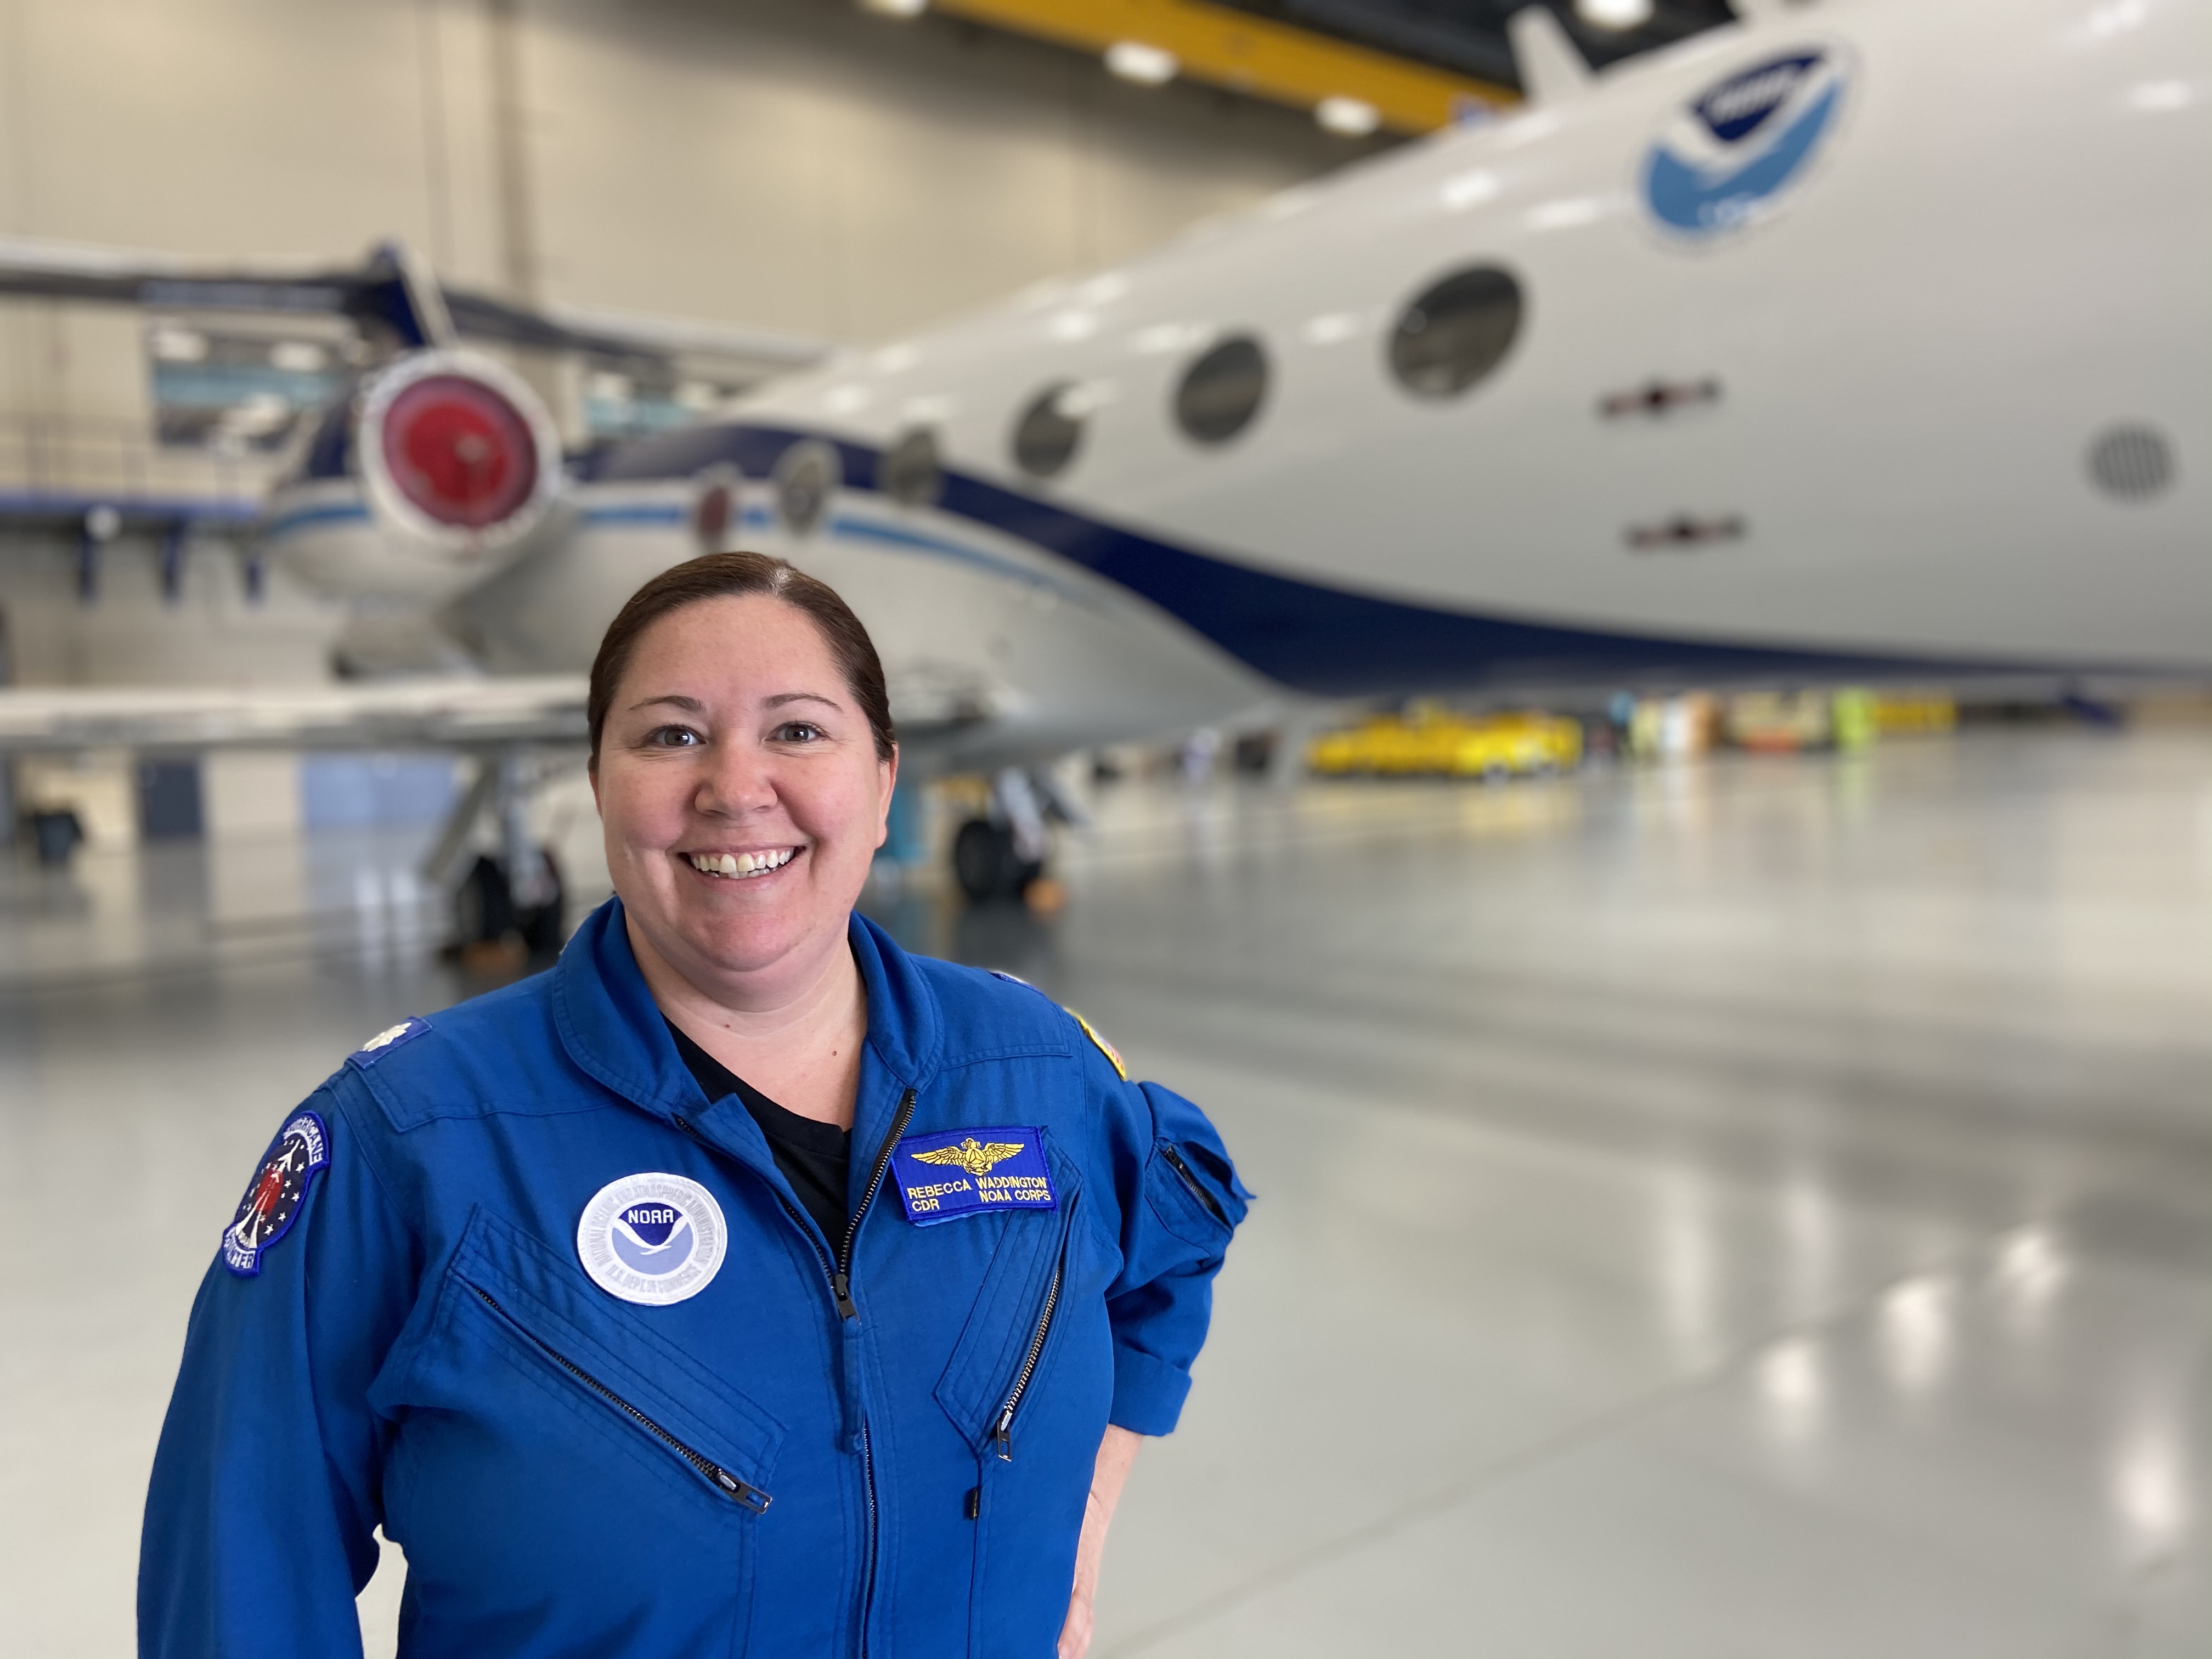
860 0 928 16
1105 41 1178 86
1577 0 1654 29
1316 96 1382 137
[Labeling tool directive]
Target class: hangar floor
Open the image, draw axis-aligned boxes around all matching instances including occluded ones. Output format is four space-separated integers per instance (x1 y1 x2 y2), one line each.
5 726 2211 1657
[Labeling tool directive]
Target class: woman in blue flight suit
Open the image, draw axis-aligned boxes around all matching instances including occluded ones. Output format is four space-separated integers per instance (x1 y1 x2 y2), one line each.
139 552 1248 1658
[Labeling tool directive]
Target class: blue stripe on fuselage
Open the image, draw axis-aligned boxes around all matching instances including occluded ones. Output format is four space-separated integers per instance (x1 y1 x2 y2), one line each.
585 421 2072 694
576 496 1098 606
263 500 372 540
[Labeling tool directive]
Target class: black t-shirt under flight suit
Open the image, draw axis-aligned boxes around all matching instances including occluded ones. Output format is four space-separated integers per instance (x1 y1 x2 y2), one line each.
664 1018 850 1240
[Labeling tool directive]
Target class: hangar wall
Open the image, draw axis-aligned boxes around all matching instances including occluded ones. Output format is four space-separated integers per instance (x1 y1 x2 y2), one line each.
0 0 1367 834
0 0 1363 343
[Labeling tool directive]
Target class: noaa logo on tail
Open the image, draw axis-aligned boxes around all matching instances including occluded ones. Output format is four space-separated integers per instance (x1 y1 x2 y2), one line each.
577 1172 727 1305
1643 48 1851 238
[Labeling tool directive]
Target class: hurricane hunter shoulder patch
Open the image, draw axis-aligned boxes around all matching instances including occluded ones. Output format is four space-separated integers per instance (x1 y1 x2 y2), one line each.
221 1110 331 1277
893 1126 1057 1226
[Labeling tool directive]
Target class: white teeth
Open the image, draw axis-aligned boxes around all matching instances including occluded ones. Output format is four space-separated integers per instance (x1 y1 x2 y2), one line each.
689 849 794 878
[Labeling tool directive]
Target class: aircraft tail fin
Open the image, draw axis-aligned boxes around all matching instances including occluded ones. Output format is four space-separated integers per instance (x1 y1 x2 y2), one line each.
1508 7 1594 105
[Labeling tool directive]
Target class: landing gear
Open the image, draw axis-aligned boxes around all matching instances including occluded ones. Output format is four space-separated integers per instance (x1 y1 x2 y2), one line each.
453 848 566 960
426 747 567 967
953 818 1042 903
950 766 1080 905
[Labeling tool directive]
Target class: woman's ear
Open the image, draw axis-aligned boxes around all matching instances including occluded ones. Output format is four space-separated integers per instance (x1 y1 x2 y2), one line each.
874 747 900 849
588 758 602 816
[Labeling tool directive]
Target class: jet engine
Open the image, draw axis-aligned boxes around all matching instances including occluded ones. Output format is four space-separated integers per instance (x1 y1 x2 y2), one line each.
274 349 565 603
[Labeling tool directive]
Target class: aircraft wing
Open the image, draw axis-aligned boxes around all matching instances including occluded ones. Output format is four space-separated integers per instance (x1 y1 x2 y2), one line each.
0 236 829 377
0 676 589 754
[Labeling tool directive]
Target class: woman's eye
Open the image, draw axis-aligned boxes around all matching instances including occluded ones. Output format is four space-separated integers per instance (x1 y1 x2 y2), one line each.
644 725 702 748
772 721 826 744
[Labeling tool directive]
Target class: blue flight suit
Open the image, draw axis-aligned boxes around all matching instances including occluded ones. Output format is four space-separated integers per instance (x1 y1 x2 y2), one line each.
139 898 1248 1657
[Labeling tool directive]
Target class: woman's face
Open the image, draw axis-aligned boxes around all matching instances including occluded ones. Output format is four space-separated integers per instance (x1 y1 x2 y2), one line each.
592 593 895 992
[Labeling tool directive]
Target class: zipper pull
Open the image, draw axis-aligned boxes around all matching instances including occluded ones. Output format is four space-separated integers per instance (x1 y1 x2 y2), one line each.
991 1409 1014 1463
831 1269 859 1321
710 1466 773 1514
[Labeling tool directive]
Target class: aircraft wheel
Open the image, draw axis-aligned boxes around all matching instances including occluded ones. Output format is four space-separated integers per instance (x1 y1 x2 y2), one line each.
953 818 1040 903
516 848 566 962
454 848 564 961
455 854 516 945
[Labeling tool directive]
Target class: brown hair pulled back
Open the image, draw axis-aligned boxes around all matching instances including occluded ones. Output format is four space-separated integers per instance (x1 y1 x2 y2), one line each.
587 551 895 765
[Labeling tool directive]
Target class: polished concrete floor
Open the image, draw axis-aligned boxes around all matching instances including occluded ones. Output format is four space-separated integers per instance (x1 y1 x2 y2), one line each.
7 728 2212 1656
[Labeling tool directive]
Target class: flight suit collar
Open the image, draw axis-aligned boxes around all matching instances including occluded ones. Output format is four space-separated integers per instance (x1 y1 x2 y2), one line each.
550 898 945 1178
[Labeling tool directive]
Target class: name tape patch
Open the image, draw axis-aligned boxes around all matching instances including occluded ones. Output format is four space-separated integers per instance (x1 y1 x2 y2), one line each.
577 1172 727 1306
222 1110 330 1277
348 1017 430 1068
893 1126 1056 1226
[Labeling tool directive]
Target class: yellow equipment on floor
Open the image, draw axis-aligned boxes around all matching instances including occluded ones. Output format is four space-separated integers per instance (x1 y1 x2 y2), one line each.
1307 707 1583 778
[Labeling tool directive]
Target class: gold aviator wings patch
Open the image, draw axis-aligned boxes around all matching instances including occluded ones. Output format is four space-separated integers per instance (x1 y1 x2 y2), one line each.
909 1137 1026 1178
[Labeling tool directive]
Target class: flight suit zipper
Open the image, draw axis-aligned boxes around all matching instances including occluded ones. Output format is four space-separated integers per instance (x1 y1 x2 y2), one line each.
836 1087 917 1320
672 1091 916 1314
675 1087 918 1657
469 1285 771 1513
842 1088 916 1657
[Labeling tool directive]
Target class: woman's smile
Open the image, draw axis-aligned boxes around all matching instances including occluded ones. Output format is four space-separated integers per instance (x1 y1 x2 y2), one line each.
681 845 803 880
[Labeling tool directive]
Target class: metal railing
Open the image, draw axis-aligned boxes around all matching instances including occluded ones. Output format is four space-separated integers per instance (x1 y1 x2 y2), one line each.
0 414 278 505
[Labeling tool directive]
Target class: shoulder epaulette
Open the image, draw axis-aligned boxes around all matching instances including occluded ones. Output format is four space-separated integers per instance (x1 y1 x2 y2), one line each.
347 1016 430 1069
989 970 1128 1080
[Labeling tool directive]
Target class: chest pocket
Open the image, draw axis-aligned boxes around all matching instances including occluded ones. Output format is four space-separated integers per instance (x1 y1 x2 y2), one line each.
377 1206 786 1656
932 1141 1084 1458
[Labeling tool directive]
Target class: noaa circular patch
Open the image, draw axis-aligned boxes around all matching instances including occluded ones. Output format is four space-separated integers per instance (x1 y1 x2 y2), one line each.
577 1173 727 1306
1642 46 1852 239
221 1110 330 1278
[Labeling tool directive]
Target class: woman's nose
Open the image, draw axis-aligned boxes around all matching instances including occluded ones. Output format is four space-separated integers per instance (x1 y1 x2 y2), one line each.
692 742 776 816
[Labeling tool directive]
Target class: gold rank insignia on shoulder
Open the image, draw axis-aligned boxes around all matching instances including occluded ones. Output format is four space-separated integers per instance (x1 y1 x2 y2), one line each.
1070 1010 1127 1080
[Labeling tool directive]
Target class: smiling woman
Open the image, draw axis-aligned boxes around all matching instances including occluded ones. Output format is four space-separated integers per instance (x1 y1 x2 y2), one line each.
586 555 900 1129
139 550 1250 1659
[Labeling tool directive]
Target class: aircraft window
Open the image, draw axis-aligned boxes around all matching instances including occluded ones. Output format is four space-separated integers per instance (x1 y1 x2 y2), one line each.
878 426 943 507
1174 335 1269 445
2087 424 2174 499
691 464 741 552
774 438 840 535
1012 383 1084 478
1390 266 1523 399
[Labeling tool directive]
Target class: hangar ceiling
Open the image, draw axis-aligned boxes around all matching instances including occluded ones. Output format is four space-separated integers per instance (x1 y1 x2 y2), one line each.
896 0 1743 133
1216 1 1743 84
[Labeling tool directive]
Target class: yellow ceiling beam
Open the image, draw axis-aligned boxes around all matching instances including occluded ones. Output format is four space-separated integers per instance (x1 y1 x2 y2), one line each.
927 0 1516 134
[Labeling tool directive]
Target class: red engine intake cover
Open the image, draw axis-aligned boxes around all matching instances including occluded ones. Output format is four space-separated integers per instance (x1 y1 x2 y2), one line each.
377 373 540 530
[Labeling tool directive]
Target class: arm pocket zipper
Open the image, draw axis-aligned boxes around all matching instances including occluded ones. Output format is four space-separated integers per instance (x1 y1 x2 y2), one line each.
1160 1144 1229 1227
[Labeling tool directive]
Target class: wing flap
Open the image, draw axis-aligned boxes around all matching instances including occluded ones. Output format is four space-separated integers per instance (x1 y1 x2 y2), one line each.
0 675 588 753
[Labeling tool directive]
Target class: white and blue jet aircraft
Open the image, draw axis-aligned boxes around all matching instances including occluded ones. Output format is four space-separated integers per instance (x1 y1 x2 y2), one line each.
2 0 2205 911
